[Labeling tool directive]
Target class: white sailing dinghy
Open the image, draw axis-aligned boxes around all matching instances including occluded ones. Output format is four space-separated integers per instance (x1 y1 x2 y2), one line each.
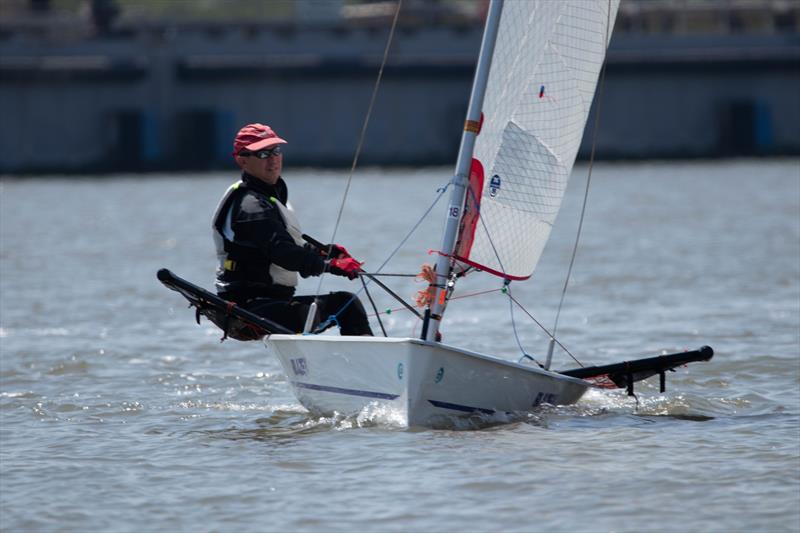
259 0 712 427
159 0 713 428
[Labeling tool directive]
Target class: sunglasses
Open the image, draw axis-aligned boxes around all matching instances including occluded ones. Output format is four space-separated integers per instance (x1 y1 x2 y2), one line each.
240 146 282 159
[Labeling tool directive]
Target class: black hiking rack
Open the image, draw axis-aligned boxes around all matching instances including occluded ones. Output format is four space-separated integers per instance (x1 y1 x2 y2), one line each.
559 346 714 396
157 268 293 341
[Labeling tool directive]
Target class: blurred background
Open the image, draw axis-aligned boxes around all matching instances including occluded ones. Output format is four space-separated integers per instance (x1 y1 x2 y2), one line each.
0 0 798 173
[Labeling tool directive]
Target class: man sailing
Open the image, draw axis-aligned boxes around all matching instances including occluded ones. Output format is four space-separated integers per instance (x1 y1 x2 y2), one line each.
212 123 373 336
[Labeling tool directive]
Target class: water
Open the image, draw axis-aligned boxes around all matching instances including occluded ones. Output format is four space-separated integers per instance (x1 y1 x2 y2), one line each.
1 160 798 532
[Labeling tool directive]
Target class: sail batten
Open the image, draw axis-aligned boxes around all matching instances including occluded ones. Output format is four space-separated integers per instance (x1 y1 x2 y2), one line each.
456 0 620 280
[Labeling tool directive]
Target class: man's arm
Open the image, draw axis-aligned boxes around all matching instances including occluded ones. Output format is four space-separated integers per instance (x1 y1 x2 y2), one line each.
232 192 326 277
269 229 326 277
236 216 325 277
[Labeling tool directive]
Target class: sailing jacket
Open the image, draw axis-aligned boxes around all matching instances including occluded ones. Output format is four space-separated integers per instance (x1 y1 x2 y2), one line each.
212 173 325 302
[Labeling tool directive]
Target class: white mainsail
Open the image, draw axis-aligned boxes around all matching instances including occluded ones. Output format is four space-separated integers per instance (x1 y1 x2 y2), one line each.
455 0 620 280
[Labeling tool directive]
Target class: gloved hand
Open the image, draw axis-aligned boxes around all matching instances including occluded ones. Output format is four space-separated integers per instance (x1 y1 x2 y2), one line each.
326 244 351 259
308 243 351 259
326 257 363 280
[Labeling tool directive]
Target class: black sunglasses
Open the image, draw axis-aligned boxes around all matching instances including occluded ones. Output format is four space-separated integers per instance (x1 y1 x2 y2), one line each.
240 146 282 159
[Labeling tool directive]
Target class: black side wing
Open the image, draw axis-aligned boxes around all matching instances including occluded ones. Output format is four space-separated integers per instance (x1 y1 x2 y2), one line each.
157 268 292 341
559 346 714 396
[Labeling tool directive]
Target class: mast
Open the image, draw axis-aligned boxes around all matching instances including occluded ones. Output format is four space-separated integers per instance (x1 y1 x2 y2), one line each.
423 0 504 342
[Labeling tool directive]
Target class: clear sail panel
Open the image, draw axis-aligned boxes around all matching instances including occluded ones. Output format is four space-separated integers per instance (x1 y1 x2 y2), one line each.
458 0 620 280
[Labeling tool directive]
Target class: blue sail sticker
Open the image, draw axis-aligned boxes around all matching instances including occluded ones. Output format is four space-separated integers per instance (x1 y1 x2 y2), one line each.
489 174 502 198
539 84 545 98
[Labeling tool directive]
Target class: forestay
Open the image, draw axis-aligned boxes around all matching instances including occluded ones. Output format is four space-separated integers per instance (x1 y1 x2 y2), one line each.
455 0 620 280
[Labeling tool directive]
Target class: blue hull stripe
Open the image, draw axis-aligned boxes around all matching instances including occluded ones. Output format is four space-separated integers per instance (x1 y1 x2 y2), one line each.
428 399 495 415
292 381 399 400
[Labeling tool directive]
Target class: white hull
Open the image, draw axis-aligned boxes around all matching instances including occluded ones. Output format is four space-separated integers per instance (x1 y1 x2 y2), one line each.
264 335 590 428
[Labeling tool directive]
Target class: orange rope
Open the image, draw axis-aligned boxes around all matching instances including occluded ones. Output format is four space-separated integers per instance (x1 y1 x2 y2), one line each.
413 263 436 308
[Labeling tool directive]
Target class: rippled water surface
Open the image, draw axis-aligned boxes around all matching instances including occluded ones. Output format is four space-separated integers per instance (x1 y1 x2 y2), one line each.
1 160 799 532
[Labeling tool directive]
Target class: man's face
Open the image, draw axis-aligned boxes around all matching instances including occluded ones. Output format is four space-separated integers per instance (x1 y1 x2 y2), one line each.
236 146 283 185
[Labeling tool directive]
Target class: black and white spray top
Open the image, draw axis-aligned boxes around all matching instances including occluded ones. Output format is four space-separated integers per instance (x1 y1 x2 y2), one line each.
212 173 325 302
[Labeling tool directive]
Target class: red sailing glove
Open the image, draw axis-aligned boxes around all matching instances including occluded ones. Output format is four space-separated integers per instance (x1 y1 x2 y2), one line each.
326 257 363 280
328 244 351 259
310 243 351 259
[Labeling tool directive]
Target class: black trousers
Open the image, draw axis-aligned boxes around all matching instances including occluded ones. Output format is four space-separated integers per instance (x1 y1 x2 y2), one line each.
241 291 373 336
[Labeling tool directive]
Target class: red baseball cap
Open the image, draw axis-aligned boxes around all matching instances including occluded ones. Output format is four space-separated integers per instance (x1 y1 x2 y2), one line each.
232 123 287 156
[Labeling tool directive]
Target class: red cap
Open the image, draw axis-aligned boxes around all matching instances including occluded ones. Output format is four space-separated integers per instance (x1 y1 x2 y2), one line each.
232 123 287 156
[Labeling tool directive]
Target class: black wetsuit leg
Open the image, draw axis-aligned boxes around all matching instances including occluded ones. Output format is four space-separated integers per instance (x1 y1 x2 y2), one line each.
293 292 374 336
240 298 309 333
241 292 373 336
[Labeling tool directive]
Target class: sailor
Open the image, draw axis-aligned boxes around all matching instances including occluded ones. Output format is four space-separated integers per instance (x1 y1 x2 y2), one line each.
212 123 373 336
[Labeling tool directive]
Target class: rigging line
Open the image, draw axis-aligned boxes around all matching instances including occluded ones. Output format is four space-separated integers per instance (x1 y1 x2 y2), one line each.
550 0 613 340
361 272 422 319
372 180 449 276
361 275 387 336
506 283 544 367
461 186 545 363
314 0 403 297
466 185 546 363
368 287 502 317
464 188 551 365
470 185 552 368
472 186 509 279
507 292 584 368
360 272 417 278
314 182 449 332
450 287 502 301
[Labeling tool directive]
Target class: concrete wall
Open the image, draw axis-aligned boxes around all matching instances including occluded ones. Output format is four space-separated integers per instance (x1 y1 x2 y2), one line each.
1 23 798 173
